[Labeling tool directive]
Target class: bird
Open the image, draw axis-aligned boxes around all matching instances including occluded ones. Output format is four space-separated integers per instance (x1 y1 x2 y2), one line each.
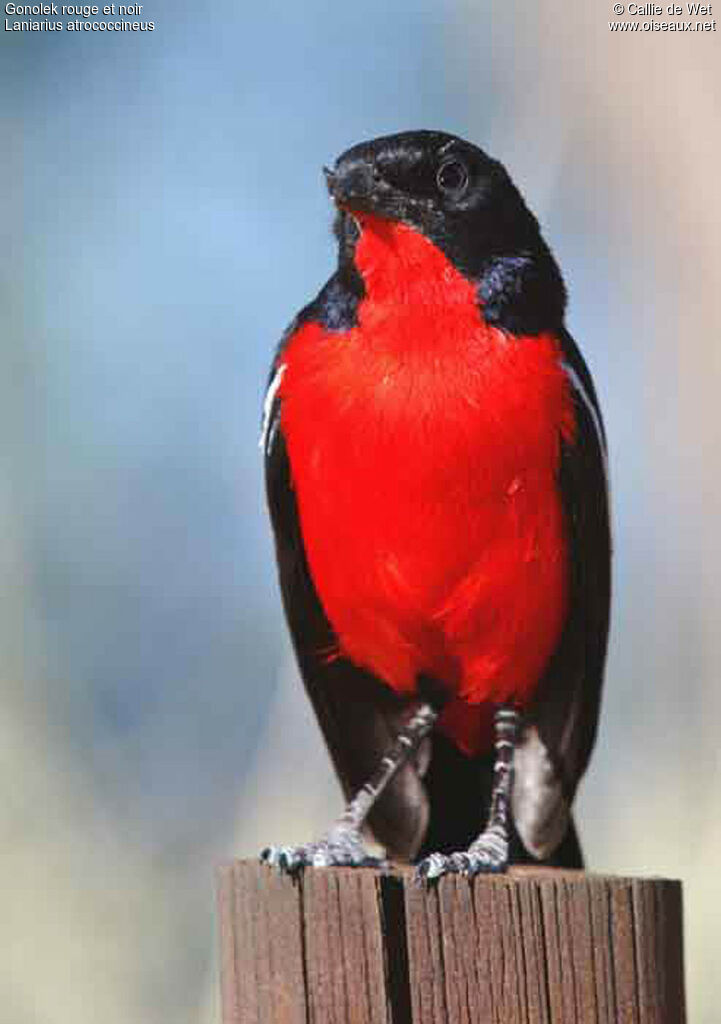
260 130 610 881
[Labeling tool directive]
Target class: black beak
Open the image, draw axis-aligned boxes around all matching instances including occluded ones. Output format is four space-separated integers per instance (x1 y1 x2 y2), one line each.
323 166 336 194
324 160 376 207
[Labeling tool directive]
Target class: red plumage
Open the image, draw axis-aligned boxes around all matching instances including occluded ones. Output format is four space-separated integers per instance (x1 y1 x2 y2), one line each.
278 215 576 756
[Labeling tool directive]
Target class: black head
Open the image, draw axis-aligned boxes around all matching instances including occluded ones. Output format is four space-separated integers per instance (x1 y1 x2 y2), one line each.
326 131 566 335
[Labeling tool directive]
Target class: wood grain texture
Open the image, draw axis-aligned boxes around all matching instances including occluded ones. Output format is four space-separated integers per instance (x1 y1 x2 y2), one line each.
217 862 686 1024
302 868 397 1023
405 869 686 1024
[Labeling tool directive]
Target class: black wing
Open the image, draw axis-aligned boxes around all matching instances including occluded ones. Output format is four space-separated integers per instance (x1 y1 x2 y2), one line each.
512 327 611 859
262 276 430 860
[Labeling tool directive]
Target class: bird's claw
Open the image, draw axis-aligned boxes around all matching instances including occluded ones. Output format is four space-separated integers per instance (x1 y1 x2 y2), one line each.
260 829 386 875
414 837 508 884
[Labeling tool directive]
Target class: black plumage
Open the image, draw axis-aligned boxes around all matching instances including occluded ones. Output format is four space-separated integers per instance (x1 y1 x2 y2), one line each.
262 131 611 871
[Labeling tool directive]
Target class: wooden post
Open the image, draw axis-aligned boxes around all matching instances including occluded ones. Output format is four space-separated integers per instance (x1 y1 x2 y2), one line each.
217 861 686 1024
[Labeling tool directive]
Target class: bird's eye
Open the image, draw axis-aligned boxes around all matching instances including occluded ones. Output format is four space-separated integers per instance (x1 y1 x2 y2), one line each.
436 158 469 196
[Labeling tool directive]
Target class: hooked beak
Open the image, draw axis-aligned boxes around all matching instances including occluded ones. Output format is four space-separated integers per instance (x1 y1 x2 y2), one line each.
323 166 337 195
323 160 377 209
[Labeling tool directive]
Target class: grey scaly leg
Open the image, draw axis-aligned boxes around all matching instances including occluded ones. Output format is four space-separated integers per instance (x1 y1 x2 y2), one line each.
415 705 520 882
261 702 438 873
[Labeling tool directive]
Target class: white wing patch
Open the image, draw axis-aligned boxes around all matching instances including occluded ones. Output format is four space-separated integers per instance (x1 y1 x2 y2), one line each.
259 363 286 454
562 362 607 460
562 359 613 544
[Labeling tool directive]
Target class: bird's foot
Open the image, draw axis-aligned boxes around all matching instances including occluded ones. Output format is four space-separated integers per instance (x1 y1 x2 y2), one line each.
260 827 386 875
415 831 508 884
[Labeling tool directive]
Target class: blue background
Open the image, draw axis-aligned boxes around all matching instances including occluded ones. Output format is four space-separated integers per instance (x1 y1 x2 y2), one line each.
2 3 719 1020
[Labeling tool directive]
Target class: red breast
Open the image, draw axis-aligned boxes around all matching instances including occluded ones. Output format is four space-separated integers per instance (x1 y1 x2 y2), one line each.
279 217 575 755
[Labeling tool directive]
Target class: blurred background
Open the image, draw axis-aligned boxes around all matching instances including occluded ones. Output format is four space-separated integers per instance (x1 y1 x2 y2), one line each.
2 1 719 1020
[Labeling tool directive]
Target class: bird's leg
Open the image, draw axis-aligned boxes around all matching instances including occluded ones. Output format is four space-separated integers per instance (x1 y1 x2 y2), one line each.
261 702 438 873
416 705 520 882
